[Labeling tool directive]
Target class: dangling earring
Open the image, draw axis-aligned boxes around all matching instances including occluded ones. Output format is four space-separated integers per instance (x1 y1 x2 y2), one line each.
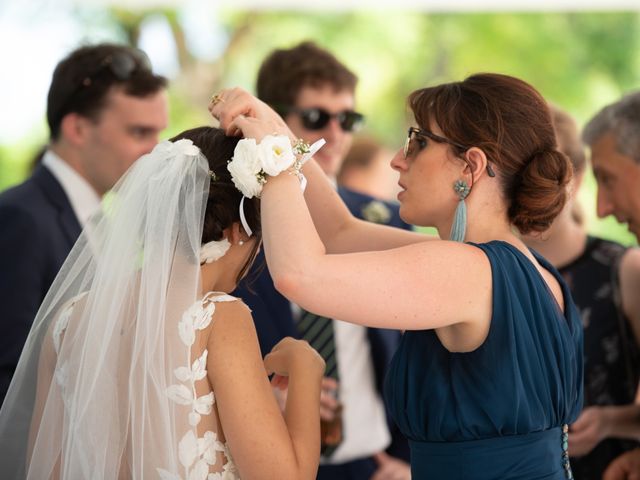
450 179 470 242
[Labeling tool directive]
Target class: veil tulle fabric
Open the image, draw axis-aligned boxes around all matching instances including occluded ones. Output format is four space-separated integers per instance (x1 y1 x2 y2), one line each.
0 139 221 479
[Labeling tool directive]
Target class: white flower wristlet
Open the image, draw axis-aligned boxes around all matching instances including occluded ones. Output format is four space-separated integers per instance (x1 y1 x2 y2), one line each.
227 135 325 237
227 135 325 199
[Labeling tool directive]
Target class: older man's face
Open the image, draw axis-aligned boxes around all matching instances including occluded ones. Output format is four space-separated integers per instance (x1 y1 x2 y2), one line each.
590 131 640 239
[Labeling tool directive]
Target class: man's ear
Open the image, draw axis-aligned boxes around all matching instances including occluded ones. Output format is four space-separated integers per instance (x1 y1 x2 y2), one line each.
59 113 91 146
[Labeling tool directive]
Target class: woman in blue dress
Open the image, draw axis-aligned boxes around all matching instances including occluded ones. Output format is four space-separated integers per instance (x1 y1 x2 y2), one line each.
210 72 583 479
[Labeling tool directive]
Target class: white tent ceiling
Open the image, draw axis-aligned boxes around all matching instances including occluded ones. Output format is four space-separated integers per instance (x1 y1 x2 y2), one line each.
75 0 640 11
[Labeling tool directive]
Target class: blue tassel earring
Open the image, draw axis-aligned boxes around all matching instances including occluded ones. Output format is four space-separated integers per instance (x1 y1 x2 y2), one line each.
450 179 470 242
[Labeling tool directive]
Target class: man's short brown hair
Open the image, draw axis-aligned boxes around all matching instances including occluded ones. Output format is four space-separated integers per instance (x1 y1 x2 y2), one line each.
256 41 357 114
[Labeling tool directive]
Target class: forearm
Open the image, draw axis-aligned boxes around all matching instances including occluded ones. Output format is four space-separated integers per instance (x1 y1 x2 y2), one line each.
604 404 640 440
283 366 323 479
261 173 325 291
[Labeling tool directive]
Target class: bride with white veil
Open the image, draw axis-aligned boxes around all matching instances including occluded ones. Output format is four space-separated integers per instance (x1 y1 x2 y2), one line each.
0 126 324 479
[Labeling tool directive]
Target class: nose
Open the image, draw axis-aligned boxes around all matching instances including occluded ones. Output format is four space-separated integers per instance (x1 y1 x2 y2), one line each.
323 117 344 142
390 148 407 172
141 134 160 154
596 187 615 218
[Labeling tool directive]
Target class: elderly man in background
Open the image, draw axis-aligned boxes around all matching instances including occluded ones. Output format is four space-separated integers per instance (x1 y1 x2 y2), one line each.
582 91 640 480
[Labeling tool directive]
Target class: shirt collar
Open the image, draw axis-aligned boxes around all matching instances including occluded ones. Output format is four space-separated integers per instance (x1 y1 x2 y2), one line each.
42 150 101 227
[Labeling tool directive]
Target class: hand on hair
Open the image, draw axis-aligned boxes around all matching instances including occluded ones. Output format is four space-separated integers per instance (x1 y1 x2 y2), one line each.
209 87 295 142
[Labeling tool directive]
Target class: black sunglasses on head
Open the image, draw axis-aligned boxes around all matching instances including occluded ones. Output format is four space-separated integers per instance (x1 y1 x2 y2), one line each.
282 107 364 132
51 49 152 126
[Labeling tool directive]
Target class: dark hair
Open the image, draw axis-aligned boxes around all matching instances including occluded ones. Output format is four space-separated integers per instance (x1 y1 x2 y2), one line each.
409 73 572 234
170 127 262 284
256 41 357 112
47 43 168 141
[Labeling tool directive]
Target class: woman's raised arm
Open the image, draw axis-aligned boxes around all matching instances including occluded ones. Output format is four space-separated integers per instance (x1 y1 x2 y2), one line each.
209 88 429 254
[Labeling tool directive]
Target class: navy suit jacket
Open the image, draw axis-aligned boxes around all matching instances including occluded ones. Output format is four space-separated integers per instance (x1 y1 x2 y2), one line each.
234 186 411 464
0 165 81 404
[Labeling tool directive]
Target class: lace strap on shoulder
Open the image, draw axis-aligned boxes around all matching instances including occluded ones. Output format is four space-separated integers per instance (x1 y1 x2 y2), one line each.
202 292 239 304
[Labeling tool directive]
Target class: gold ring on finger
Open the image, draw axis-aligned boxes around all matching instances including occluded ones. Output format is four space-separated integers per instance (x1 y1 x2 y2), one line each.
210 93 225 106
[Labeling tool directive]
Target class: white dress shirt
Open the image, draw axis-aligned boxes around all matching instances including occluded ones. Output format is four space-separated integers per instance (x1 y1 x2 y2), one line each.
42 150 101 227
326 319 391 464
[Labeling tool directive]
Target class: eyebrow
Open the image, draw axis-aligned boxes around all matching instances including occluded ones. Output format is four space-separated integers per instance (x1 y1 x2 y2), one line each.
125 125 160 134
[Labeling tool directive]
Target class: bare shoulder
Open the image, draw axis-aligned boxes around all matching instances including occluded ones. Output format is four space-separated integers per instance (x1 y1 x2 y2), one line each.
620 247 640 279
206 297 259 351
208 296 253 322
619 247 640 303
619 247 640 342
410 239 491 269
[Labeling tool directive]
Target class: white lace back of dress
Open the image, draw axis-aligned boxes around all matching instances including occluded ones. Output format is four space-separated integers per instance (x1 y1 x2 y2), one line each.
50 291 241 480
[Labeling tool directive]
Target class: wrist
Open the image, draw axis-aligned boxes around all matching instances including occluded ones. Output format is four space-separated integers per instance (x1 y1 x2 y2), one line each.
289 355 325 380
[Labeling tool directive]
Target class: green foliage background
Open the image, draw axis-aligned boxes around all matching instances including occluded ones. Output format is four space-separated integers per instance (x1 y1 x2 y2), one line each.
1 9 638 244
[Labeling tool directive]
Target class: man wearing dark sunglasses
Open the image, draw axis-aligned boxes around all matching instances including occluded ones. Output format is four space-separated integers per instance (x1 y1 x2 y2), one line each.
0 43 168 405
233 42 411 480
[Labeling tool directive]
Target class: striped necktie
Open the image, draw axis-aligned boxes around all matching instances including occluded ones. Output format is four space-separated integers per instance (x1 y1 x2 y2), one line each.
296 309 342 455
297 310 339 380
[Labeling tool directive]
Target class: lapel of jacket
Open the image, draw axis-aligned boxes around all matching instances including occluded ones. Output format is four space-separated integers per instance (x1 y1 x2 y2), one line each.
32 165 82 246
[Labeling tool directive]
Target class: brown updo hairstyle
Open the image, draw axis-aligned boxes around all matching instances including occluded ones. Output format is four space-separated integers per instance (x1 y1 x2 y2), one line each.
170 127 262 283
408 73 572 234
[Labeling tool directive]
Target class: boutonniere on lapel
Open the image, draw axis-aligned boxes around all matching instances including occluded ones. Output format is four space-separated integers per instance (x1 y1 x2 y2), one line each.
361 200 392 224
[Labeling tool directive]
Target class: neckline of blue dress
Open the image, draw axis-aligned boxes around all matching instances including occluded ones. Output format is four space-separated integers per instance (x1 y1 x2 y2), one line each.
471 239 573 329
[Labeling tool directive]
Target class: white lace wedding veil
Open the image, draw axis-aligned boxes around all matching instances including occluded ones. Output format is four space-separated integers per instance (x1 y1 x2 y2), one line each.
0 127 261 479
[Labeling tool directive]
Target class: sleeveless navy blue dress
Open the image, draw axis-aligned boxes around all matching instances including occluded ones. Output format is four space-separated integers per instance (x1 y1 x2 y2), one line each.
384 241 583 479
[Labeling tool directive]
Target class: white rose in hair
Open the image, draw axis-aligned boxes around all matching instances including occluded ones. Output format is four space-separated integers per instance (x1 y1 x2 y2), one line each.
173 138 201 157
227 139 264 198
258 135 295 176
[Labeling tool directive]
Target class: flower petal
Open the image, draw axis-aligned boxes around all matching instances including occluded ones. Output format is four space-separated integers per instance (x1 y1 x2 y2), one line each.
194 392 214 415
178 430 198 468
188 459 209 480
166 384 193 405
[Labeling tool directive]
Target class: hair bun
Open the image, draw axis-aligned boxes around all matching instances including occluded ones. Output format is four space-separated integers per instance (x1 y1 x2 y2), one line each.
509 149 573 234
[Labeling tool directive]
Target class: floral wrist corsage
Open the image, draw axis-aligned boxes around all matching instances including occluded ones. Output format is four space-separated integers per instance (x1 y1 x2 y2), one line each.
227 135 325 199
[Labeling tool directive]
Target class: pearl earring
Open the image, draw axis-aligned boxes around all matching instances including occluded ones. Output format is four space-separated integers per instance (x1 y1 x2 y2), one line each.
238 240 244 246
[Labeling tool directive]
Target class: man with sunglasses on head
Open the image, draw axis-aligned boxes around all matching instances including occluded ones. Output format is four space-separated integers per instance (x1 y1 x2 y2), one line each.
0 43 168 405
234 41 411 480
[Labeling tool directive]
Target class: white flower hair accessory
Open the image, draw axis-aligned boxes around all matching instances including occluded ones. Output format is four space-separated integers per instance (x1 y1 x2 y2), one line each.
227 139 263 199
199 238 231 264
153 138 201 158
